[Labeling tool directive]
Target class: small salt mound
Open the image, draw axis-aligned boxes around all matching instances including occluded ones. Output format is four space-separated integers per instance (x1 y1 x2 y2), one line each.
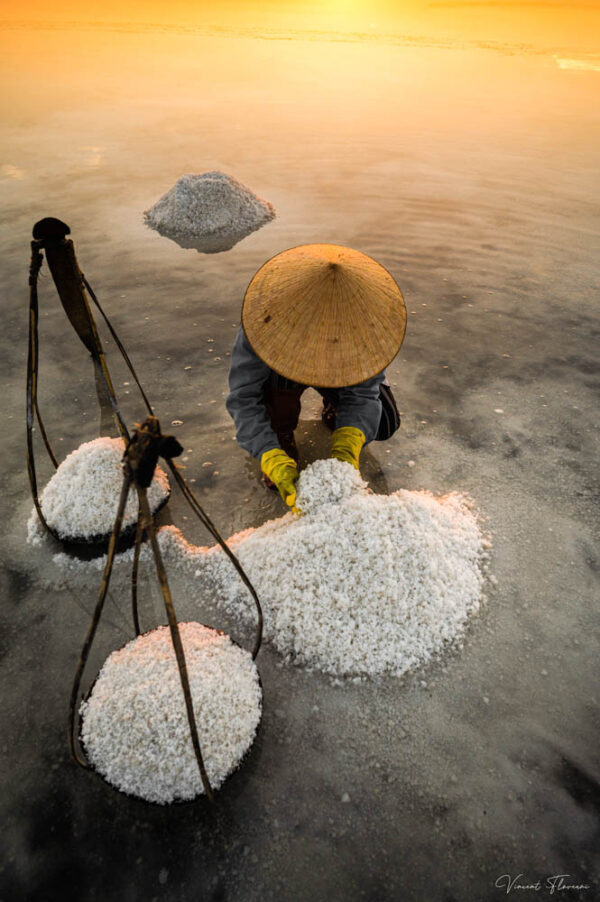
194 460 490 677
80 622 262 804
38 437 169 542
144 172 275 242
295 458 368 515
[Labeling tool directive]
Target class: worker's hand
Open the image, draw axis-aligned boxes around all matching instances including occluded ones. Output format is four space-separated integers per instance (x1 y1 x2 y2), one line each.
261 448 299 511
330 427 366 470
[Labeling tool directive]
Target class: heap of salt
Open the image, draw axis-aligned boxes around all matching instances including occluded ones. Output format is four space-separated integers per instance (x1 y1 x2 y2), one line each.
144 171 275 248
188 459 490 678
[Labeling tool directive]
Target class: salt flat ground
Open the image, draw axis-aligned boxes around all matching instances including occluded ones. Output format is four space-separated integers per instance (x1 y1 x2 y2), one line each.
0 11 599 902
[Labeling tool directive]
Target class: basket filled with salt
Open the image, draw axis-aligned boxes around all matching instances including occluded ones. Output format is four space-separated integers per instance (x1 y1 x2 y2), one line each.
37 437 170 546
80 623 262 804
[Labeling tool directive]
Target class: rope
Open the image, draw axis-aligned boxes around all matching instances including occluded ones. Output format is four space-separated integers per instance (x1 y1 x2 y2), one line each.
82 275 154 418
138 486 215 802
26 241 61 540
131 503 144 636
167 461 263 660
68 472 132 767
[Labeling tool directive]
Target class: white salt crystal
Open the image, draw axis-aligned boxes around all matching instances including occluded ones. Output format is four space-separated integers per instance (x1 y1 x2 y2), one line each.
192 459 490 678
144 172 275 242
37 436 169 541
80 622 262 804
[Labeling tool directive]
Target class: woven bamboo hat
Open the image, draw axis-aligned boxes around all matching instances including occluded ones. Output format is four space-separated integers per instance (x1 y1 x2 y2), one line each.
242 244 406 388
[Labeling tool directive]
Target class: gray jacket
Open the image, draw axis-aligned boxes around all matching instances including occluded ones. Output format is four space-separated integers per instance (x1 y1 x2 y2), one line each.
226 328 385 459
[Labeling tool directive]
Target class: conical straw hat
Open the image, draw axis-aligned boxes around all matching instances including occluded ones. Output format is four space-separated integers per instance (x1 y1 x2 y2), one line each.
242 244 407 388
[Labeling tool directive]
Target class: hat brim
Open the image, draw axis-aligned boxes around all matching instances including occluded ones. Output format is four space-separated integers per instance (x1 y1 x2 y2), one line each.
242 244 407 388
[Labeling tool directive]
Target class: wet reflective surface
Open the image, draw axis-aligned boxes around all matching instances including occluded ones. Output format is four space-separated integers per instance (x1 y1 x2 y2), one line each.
1 7 599 900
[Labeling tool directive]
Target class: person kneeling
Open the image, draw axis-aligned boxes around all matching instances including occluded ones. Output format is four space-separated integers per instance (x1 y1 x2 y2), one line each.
226 244 406 510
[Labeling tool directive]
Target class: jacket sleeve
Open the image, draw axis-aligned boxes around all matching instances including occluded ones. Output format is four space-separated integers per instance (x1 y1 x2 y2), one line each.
333 371 385 444
226 328 281 460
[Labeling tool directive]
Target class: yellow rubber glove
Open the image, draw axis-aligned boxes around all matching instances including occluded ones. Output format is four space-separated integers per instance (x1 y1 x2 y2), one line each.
330 426 366 470
261 448 299 511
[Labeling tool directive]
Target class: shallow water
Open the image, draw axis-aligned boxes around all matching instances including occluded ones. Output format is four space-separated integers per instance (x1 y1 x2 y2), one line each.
1 6 599 901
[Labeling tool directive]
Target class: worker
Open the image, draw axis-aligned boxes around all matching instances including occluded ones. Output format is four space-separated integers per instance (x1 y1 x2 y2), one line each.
226 244 407 510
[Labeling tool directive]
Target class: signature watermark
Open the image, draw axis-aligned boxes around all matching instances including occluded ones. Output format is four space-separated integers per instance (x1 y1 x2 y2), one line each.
495 874 591 895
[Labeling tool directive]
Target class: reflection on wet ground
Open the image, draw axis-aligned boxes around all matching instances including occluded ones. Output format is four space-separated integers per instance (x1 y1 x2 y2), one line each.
1 10 599 902
155 227 266 254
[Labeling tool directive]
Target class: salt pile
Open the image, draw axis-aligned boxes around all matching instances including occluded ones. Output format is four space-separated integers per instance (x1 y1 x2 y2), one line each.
80 622 262 804
193 459 490 677
144 172 275 246
36 436 170 542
